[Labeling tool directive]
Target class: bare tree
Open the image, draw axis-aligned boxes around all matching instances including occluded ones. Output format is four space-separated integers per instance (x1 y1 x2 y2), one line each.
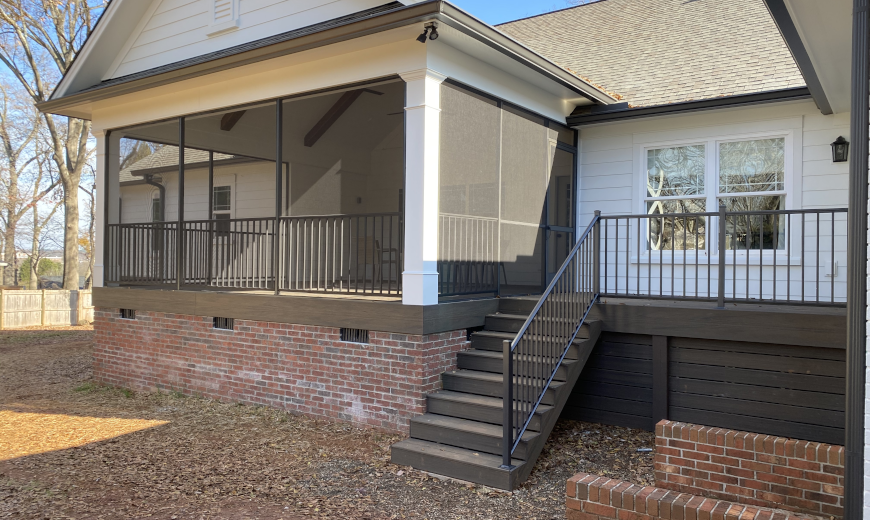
79 163 95 288
0 0 104 289
20 150 63 290
0 85 55 286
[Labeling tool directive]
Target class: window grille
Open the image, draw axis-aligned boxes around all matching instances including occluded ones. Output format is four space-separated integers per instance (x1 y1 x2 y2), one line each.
340 328 369 344
120 309 136 320
213 317 234 330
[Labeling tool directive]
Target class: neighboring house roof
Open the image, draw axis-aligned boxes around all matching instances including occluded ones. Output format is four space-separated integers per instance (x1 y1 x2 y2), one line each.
119 146 236 184
498 0 806 108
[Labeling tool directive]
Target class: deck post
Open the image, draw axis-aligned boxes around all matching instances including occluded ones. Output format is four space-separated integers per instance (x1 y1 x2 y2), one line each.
399 69 446 306
652 335 668 422
207 152 214 286
501 339 514 469
274 99 283 296
176 117 185 291
717 203 726 308
593 210 601 295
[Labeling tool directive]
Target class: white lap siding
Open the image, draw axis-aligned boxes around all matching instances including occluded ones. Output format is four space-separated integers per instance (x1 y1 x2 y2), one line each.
578 100 850 302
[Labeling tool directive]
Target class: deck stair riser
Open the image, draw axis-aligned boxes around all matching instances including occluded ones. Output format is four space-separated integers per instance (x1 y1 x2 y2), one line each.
390 297 602 491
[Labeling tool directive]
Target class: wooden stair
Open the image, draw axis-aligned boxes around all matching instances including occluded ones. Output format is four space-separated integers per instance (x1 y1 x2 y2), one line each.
391 296 601 491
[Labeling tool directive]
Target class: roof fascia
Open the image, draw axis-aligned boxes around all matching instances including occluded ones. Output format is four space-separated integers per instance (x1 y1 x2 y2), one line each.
40 0 614 118
567 87 812 127
762 0 833 115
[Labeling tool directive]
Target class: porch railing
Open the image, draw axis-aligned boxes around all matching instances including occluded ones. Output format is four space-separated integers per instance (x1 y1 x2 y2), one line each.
105 222 178 284
278 213 402 295
105 212 402 296
437 213 499 296
502 212 600 468
599 206 848 305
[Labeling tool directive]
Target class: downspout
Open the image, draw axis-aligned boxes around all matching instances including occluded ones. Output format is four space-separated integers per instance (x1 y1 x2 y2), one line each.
143 174 165 222
845 1 869 518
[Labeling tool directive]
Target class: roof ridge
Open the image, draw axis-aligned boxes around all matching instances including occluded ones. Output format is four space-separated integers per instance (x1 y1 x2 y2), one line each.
495 0 610 27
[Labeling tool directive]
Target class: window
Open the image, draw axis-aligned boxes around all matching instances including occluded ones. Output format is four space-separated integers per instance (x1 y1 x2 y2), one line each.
213 317 234 330
150 194 162 222
213 185 231 234
120 309 136 320
643 136 788 252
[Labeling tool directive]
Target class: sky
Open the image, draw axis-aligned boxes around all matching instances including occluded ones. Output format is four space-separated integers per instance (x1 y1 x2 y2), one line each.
448 0 577 26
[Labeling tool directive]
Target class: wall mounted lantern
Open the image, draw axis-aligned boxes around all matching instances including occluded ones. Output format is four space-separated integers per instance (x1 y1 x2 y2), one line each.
831 136 850 163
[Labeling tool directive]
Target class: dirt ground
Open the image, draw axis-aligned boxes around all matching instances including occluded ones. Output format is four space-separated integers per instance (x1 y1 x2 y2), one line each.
0 328 654 520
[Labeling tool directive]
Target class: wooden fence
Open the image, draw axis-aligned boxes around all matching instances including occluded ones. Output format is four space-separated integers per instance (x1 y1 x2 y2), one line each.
0 290 94 329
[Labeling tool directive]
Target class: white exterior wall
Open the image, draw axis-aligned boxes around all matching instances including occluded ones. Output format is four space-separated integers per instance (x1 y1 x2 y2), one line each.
578 100 850 302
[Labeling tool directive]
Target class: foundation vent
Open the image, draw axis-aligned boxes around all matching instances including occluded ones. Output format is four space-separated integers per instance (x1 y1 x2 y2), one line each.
213 317 234 330
120 309 136 320
340 328 369 344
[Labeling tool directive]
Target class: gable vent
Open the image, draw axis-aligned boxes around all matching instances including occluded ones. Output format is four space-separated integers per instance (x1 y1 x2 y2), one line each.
207 0 240 37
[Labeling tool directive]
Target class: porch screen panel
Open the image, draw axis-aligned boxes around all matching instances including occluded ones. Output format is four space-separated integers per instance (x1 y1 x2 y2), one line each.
438 83 501 296
109 119 180 286
183 102 278 290
279 80 405 294
500 106 548 293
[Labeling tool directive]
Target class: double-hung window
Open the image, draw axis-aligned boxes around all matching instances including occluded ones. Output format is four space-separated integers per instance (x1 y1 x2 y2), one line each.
213 185 232 235
643 136 788 253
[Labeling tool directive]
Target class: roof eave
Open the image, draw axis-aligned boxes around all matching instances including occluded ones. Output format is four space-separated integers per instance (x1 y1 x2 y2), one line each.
567 87 813 127
39 0 614 119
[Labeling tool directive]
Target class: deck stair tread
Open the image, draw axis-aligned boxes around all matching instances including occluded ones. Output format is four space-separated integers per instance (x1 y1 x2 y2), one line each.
390 297 602 491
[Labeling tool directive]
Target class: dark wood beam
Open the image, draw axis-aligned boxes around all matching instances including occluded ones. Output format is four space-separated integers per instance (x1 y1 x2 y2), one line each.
303 89 383 147
220 110 246 131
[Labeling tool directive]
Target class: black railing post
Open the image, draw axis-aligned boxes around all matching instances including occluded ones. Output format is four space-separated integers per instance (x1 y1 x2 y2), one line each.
593 210 601 295
176 117 185 291
717 203 726 308
501 338 514 469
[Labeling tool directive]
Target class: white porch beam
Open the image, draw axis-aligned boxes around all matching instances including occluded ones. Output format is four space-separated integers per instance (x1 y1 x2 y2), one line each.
401 68 445 306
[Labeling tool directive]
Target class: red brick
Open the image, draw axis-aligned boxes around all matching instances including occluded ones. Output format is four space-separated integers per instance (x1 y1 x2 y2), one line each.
586 502 618 518
567 510 599 520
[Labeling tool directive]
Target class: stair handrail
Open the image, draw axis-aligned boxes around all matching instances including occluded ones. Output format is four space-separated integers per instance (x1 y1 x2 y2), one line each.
501 211 601 469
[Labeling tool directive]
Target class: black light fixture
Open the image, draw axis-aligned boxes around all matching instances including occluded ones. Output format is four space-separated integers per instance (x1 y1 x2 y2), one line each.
416 27 430 43
831 136 850 163
416 23 438 44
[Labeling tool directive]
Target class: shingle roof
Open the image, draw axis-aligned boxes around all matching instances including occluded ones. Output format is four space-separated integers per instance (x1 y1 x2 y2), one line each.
498 0 806 108
119 146 234 183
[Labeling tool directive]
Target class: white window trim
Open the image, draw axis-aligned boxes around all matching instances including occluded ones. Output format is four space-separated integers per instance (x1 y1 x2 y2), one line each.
630 128 801 265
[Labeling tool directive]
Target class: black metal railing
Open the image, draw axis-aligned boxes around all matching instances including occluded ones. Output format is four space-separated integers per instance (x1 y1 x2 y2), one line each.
278 213 402 295
437 213 499 296
106 212 402 296
599 206 847 305
183 218 276 289
106 222 178 284
502 213 600 468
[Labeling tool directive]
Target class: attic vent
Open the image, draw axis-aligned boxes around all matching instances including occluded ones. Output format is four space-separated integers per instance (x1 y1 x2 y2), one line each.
340 328 369 344
120 309 136 320
207 0 240 37
213 317 234 330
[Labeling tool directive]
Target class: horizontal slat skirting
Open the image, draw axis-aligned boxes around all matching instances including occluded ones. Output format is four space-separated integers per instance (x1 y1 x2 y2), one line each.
670 392 844 427
670 347 845 377
562 406 655 431
669 377 845 411
573 380 654 403
669 336 847 361
669 362 845 394
595 341 653 360
668 407 844 446
585 355 651 375
577 369 653 388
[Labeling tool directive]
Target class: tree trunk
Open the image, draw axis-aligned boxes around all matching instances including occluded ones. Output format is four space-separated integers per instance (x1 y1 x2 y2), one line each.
62 176 80 290
28 205 38 290
2 211 16 286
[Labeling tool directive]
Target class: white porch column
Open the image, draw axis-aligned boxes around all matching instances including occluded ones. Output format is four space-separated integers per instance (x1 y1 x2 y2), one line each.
92 129 120 288
400 68 445 306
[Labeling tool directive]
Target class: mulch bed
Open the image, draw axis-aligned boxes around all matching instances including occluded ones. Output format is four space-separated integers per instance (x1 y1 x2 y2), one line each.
0 328 654 519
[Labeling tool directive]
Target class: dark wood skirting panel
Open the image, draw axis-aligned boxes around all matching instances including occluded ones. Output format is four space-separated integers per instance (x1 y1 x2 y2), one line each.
564 329 846 445
93 287 499 335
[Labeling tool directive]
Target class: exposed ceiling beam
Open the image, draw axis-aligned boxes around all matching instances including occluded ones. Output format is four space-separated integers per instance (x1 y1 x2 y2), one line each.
220 110 247 131
303 89 382 147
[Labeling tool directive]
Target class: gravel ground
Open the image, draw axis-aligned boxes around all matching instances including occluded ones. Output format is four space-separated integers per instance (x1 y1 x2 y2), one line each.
0 328 654 520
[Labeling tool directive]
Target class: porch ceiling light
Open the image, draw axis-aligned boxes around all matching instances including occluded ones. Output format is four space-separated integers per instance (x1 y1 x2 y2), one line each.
831 136 849 163
416 27 429 43
417 23 438 43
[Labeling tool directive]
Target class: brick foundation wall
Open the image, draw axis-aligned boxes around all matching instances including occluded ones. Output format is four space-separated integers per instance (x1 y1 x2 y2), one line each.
567 473 821 520
655 421 844 518
93 308 468 433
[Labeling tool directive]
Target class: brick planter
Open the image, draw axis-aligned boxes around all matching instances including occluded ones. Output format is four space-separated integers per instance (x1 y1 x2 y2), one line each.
566 421 844 520
93 308 468 433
